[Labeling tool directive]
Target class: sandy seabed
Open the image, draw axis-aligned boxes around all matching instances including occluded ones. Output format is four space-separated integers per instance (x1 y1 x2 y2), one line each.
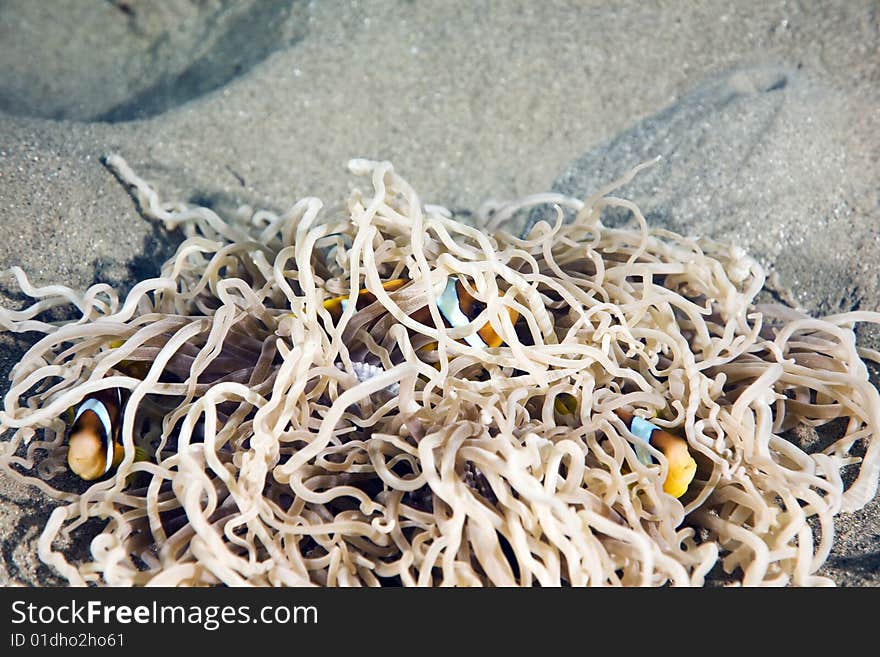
0 0 878 586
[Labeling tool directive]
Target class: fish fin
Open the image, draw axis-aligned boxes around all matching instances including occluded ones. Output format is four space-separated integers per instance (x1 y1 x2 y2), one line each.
554 393 578 416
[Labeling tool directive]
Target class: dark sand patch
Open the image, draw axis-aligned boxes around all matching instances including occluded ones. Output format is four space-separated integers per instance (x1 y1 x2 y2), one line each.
0 0 308 122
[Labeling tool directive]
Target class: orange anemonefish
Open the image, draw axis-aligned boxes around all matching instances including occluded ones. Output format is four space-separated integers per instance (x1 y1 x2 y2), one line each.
323 276 518 349
432 276 515 349
613 408 697 498
66 388 146 480
323 278 409 321
554 394 697 498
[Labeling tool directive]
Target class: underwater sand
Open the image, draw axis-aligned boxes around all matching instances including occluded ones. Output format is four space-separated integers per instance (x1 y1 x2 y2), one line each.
0 0 878 585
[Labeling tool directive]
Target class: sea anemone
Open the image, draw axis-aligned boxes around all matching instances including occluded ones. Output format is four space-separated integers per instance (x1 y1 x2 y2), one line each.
1 155 877 586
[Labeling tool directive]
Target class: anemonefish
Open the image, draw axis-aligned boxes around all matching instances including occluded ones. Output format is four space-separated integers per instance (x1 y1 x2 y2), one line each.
554 394 697 498
613 408 697 498
66 388 146 480
432 276 513 349
323 278 409 321
323 276 518 349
